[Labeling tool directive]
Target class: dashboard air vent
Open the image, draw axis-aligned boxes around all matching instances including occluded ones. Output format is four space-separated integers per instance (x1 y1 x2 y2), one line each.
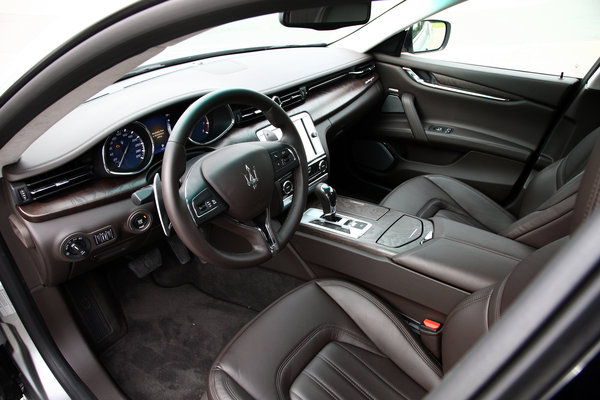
11 164 95 206
349 61 376 77
234 86 307 124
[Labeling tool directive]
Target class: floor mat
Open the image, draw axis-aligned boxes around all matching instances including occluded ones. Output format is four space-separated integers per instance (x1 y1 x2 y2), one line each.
101 269 256 399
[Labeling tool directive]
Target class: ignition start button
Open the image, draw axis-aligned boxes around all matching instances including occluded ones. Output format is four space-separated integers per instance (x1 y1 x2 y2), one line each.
128 211 152 232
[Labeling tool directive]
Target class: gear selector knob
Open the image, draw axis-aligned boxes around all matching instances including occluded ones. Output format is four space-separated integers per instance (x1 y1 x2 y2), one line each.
315 183 337 221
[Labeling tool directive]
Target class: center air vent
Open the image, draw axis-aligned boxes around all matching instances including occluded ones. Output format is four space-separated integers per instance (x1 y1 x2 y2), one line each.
11 164 95 206
234 86 307 124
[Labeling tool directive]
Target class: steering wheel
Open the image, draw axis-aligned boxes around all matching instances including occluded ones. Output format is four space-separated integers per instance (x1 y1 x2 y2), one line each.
161 88 308 268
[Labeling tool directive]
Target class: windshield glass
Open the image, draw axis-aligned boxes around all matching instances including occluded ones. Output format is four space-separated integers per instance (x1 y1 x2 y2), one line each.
0 0 137 95
134 1 402 71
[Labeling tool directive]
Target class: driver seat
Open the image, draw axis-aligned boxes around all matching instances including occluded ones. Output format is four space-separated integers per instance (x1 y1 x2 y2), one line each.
206 137 600 400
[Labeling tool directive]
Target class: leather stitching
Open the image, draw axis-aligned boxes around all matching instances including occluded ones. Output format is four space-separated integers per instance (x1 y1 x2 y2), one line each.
317 353 376 400
276 324 374 400
223 374 243 400
584 165 600 219
301 370 341 400
318 281 443 377
493 279 508 322
334 343 412 400
446 287 494 323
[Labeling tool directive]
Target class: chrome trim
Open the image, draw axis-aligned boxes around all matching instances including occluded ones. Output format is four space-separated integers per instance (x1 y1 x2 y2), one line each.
402 67 510 102
29 171 91 195
256 207 279 255
153 173 172 237
301 208 372 240
102 121 155 175
188 105 235 145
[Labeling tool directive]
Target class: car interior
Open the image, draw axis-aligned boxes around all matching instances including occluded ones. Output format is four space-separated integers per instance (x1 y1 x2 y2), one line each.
1 0 600 399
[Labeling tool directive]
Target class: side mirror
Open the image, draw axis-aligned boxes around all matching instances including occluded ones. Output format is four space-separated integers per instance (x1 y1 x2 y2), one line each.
404 20 450 53
280 4 371 30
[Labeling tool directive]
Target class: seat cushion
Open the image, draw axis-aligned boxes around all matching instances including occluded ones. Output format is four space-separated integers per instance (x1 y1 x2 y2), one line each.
379 175 516 233
207 280 441 400
290 342 426 400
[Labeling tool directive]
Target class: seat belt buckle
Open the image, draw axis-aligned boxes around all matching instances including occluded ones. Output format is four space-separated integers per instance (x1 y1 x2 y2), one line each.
421 318 441 333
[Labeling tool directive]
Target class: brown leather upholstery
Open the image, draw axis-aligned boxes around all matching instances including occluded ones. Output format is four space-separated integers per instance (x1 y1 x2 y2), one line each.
208 280 440 400
207 129 600 399
207 242 563 400
380 128 600 248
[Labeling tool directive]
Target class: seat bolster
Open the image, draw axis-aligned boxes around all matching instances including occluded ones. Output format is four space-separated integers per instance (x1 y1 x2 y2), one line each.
379 175 456 216
208 281 380 400
209 370 254 400
380 175 515 233
316 280 442 391
501 192 577 248
441 239 566 373
425 176 515 232
441 285 495 373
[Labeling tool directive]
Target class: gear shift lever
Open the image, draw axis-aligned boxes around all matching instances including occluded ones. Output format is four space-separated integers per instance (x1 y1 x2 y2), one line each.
315 183 337 221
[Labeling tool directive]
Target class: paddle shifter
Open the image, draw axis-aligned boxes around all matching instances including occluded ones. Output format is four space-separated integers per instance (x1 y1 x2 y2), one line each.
315 183 337 221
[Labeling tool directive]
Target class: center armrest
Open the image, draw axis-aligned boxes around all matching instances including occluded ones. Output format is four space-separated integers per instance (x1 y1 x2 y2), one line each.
393 217 534 292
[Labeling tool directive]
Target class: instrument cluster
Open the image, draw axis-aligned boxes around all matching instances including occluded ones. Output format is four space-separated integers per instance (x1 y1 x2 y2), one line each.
102 104 235 175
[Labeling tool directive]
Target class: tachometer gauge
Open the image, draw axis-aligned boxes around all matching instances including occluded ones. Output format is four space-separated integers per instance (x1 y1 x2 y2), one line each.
189 115 210 144
102 122 154 175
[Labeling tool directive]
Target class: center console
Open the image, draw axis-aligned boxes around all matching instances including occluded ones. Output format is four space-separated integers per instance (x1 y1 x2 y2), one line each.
292 194 534 319
257 110 534 330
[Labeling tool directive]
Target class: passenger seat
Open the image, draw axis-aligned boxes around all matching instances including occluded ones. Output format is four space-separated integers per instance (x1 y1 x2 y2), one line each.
380 128 600 247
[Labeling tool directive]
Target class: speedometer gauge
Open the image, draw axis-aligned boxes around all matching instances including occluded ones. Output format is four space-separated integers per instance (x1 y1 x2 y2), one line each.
102 122 154 175
109 129 145 169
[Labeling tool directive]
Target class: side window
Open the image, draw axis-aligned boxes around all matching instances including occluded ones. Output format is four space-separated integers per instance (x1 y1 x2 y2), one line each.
406 0 600 78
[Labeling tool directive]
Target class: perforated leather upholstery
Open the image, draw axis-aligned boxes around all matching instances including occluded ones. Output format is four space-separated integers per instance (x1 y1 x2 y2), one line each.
380 128 600 248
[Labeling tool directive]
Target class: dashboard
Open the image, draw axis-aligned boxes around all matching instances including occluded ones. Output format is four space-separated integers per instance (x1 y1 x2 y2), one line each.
1 46 382 288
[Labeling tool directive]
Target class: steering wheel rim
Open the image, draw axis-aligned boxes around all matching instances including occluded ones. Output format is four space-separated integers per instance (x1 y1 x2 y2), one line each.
161 88 308 268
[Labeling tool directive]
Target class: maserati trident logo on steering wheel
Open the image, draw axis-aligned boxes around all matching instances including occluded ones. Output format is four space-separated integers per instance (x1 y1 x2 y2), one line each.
244 164 259 190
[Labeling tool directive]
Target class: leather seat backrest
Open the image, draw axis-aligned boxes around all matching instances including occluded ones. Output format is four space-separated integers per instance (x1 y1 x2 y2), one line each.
499 128 600 247
518 127 600 217
441 132 600 372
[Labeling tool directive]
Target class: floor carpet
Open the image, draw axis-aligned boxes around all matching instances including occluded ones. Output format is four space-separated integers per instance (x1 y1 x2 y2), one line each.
101 269 257 399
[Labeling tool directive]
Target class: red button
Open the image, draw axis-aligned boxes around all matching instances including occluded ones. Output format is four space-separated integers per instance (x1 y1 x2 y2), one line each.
423 319 441 331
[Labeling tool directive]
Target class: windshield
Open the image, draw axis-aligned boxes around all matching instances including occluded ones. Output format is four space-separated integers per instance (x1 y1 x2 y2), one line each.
0 0 137 96
133 1 402 73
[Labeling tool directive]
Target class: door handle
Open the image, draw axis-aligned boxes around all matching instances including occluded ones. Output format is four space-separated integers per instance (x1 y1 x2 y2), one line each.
401 92 428 142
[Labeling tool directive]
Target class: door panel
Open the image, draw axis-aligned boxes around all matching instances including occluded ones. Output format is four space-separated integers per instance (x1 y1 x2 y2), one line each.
342 53 580 203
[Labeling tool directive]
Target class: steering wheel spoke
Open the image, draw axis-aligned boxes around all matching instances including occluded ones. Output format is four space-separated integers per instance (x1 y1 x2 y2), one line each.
253 207 280 254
